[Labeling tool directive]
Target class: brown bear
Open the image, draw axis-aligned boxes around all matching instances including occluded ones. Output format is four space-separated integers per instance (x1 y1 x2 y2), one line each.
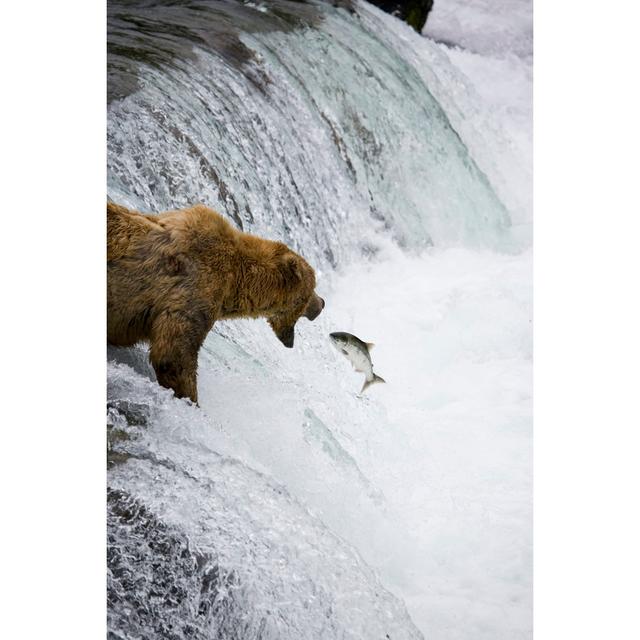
107 202 325 403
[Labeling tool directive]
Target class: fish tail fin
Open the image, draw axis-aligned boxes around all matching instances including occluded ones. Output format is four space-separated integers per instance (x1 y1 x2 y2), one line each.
361 373 386 393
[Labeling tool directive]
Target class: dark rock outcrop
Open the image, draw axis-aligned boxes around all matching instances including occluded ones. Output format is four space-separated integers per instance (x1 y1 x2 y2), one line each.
108 489 248 640
365 0 434 32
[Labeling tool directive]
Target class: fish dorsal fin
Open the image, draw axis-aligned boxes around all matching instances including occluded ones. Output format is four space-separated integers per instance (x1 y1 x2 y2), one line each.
366 342 375 350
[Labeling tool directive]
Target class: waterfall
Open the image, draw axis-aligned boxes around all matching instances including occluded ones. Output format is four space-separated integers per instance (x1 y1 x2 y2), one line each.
108 1 531 638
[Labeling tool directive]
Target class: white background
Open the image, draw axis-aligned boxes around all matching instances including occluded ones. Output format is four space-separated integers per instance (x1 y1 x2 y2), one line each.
1 1 639 637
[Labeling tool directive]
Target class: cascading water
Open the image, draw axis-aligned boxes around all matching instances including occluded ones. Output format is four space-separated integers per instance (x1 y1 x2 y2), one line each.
107 1 532 638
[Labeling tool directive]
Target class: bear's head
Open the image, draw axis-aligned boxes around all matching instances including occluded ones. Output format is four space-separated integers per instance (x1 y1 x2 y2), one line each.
267 249 325 348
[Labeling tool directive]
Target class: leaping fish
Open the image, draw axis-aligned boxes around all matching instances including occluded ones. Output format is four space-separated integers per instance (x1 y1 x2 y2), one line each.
329 331 386 393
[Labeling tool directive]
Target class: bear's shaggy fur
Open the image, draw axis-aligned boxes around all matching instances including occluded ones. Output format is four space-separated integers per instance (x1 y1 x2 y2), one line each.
107 202 324 402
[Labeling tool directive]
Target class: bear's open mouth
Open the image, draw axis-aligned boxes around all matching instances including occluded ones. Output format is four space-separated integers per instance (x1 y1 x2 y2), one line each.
277 325 295 348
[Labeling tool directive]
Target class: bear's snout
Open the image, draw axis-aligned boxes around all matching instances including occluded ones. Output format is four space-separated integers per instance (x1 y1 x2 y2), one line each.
304 293 325 321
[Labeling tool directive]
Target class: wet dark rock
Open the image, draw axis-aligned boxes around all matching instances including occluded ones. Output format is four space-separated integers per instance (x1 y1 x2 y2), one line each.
365 0 434 32
108 489 247 639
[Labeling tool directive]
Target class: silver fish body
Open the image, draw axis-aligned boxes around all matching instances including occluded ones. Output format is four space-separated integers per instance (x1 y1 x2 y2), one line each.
329 331 386 393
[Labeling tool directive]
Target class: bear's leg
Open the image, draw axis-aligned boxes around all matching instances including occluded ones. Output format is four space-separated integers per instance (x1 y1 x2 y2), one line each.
149 311 204 403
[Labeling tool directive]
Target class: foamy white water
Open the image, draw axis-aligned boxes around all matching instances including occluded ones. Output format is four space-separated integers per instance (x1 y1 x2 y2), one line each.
194 244 533 639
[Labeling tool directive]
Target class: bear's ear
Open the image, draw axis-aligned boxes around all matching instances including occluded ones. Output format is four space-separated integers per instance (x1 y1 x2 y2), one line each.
280 254 303 287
